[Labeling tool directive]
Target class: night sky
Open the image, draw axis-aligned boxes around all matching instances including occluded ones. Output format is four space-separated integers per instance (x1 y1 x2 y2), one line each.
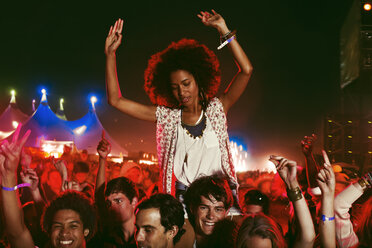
0 0 354 167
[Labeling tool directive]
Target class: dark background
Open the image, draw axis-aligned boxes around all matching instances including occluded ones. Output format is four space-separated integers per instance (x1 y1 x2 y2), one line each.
0 0 355 168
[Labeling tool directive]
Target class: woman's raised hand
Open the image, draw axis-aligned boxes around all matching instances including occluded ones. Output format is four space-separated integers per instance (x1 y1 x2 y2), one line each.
197 9 227 31
270 155 299 189
105 18 124 56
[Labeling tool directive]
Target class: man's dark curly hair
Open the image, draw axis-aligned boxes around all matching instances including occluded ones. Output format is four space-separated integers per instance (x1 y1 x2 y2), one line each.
183 175 233 229
144 38 221 108
136 193 186 244
41 190 97 241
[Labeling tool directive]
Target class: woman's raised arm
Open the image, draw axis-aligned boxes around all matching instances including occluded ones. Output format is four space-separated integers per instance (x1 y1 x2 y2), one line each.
105 19 156 122
198 10 253 113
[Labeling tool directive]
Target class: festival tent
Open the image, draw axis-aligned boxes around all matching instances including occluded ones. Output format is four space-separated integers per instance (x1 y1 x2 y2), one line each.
18 90 75 148
67 97 128 157
0 91 29 140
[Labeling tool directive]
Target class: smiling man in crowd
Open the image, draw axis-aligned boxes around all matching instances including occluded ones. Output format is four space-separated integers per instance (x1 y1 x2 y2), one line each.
0 125 96 248
183 175 233 248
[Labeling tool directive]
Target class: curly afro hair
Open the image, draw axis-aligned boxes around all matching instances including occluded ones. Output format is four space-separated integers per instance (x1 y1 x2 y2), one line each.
144 38 221 108
41 190 97 241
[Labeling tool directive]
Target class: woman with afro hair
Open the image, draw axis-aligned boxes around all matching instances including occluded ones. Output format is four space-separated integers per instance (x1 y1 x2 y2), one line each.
104 10 253 205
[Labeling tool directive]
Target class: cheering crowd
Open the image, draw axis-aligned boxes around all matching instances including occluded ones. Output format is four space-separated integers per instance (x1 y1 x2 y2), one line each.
0 126 371 248
1 8 371 248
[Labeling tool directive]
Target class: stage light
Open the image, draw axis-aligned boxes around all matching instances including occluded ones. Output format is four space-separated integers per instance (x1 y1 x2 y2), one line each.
364 3 371 11
12 121 19 129
90 96 97 104
41 89 46 94
60 98 64 103
10 90 16 96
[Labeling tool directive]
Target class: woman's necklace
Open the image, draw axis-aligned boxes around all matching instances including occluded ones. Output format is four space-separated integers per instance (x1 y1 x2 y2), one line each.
181 110 206 139
181 110 206 163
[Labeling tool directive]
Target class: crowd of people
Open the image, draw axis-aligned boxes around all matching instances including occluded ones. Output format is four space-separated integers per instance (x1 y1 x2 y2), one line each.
0 126 371 248
1 9 371 248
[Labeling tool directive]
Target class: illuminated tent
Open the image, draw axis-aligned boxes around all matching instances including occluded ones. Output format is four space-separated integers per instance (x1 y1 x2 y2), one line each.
67 97 128 157
18 90 74 148
0 91 29 140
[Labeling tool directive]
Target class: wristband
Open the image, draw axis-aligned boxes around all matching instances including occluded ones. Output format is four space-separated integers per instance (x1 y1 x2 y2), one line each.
218 35 236 50
321 215 335 221
286 186 303 202
1 183 30 191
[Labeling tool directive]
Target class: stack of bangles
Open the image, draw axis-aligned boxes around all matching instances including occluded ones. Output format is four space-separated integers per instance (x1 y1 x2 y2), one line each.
286 186 303 202
358 172 372 191
1 183 30 191
218 30 237 50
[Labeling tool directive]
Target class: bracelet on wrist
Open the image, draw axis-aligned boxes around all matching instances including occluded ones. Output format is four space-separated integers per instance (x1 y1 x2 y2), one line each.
362 172 371 188
1 183 30 191
321 214 335 221
358 178 367 191
220 30 232 40
286 186 303 202
220 30 237 42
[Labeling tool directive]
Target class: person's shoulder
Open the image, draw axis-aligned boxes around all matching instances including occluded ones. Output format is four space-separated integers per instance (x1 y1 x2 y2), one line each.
207 97 223 107
206 97 224 113
156 105 180 121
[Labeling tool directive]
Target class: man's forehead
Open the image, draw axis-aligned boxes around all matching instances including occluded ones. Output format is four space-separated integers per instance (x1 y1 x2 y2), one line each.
200 195 225 207
53 209 82 223
136 208 162 226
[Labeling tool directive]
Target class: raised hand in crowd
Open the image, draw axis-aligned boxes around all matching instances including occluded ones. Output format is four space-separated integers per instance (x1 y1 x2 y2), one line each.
0 124 34 248
63 180 89 192
0 128 31 179
301 134 321 190
270 155 315 248
20 169 39 192
97 130 111 159
96 130 111 192
53 159 68 189
317 150 336 248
